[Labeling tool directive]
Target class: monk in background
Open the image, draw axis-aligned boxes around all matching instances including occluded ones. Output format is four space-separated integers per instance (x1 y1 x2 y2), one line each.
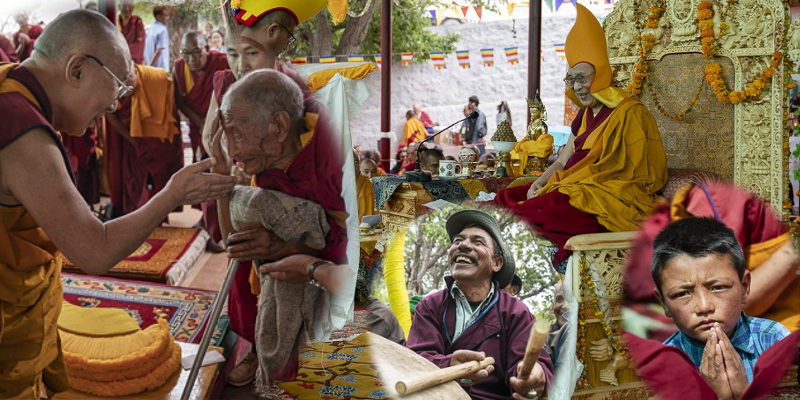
174 30 229 245
13 11 43 62
118 0 146 65
0 34 18 63
0 10 235 398
401 109 426 150
106 64 184 217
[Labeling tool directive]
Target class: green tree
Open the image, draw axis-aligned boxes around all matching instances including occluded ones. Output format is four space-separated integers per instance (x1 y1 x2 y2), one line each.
403 204 558 319
291 0 460 63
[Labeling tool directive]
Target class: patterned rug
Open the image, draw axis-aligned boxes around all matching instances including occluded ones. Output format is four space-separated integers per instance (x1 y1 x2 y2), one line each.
272 332 389 400
62 227 209 284
61 273 222 344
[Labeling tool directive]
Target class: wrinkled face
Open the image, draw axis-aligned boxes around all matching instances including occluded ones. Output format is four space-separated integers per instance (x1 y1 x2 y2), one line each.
210 32 224 49
565 62 600 109
222 112 281 175
359 159 378 178
181 36 209 72
226 33 275 79
120 2 134 18
654 254 749 342
553 282 567 327
448 227 502 285
71 46 132 137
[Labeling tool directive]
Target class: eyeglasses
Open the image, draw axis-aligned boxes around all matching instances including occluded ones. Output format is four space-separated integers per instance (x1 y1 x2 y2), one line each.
180 49 205 58
563 73 594 87
275 23 296 53
85 54 133 101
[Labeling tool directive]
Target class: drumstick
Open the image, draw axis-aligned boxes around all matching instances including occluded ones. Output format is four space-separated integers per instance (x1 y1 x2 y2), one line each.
395 357 495 396
517 318 551 381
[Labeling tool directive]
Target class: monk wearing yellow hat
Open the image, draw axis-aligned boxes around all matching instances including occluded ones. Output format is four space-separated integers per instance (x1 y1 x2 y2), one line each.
200 0 349 388
494 3 668 269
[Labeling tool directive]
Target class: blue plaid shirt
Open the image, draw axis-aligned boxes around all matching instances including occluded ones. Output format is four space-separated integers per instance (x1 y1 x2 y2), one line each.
663 313 789 382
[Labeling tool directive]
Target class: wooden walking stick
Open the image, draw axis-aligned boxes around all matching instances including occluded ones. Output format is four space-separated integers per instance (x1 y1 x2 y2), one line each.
395 357 495 396
517 318 552 381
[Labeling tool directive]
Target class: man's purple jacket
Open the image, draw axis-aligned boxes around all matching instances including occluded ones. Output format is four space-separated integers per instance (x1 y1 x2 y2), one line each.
407 276 554 399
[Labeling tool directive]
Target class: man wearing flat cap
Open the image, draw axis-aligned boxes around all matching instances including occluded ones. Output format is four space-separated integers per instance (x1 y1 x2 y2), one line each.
406 209 553 399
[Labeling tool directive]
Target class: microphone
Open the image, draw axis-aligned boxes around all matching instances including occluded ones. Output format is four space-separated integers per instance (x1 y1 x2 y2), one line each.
406 111 479 182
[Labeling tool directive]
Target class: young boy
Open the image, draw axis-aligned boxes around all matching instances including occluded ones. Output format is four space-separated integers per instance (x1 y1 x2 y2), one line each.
652 217 790 400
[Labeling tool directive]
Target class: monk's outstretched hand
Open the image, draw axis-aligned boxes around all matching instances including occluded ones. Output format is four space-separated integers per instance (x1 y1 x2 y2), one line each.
527 181 544 199
165 157 237 206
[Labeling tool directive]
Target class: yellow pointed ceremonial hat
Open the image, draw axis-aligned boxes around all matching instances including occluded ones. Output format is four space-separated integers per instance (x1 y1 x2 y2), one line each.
565 3 611 94
232 0 328 26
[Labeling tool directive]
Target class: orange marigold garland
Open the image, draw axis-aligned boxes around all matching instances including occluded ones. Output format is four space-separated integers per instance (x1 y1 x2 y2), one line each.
627 2 664 95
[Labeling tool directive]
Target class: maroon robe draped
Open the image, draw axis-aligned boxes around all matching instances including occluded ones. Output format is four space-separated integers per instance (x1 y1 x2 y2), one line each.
493 107 613 265
0 65 74 183
106 94 182 217
12 25 43 62
175 52 228 242
213 66 342 343
62 126 100 206
0 35 18 63
119 15 146 65
625 330 800 400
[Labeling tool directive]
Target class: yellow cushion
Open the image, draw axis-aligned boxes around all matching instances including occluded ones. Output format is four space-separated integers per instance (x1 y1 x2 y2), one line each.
58 301 140 337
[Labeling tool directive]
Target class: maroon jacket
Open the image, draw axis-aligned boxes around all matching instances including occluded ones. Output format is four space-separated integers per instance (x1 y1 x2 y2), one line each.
407 276 554 399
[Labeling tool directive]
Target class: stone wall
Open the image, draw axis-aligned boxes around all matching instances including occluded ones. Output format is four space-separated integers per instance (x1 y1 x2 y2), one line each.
350 16 578 152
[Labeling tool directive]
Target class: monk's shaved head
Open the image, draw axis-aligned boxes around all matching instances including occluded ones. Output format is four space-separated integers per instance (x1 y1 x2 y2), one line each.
34 10 129 66
182 30 207 48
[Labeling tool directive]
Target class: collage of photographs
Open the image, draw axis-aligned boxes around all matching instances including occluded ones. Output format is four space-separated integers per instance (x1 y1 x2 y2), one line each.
0 0 799 399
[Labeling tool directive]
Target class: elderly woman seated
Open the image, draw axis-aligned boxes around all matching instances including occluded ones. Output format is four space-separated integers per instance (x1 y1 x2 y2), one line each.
493 4 668 270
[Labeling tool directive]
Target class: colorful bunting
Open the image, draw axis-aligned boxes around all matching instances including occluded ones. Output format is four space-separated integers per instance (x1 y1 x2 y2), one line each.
430 51 446 70
291 56 307 65
554 43 566 60
460 6 469 17
481 48 494 67
401 52 414 66
555 0 574 11
543 0 554 12
505 47 519 65
429 9 437 26
374 54 382 68
507 2 517 16
474 6 482 20
456 50 470 69
347 54 364 62
320 55 336 64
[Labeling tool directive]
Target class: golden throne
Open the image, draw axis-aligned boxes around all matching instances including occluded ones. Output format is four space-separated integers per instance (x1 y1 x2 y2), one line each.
566 0 794 398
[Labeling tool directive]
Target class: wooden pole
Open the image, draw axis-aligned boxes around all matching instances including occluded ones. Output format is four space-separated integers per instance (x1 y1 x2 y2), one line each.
379 0 392 172
517 319 551 381
527 0 542 126
395 357 495 396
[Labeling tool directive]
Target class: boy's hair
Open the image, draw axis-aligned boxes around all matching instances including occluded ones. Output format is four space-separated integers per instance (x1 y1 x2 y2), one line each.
651 217 745 292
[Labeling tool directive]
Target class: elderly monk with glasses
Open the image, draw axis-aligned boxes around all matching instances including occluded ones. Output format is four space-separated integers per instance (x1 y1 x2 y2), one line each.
0 10 236 399
493 4 668 270
173 30 230 247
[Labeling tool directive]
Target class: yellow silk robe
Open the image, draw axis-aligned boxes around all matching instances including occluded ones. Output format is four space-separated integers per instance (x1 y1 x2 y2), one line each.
509 133 554 176
356 174 377 222
540 96 668 232
0 63 70 398
401 118 426 149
